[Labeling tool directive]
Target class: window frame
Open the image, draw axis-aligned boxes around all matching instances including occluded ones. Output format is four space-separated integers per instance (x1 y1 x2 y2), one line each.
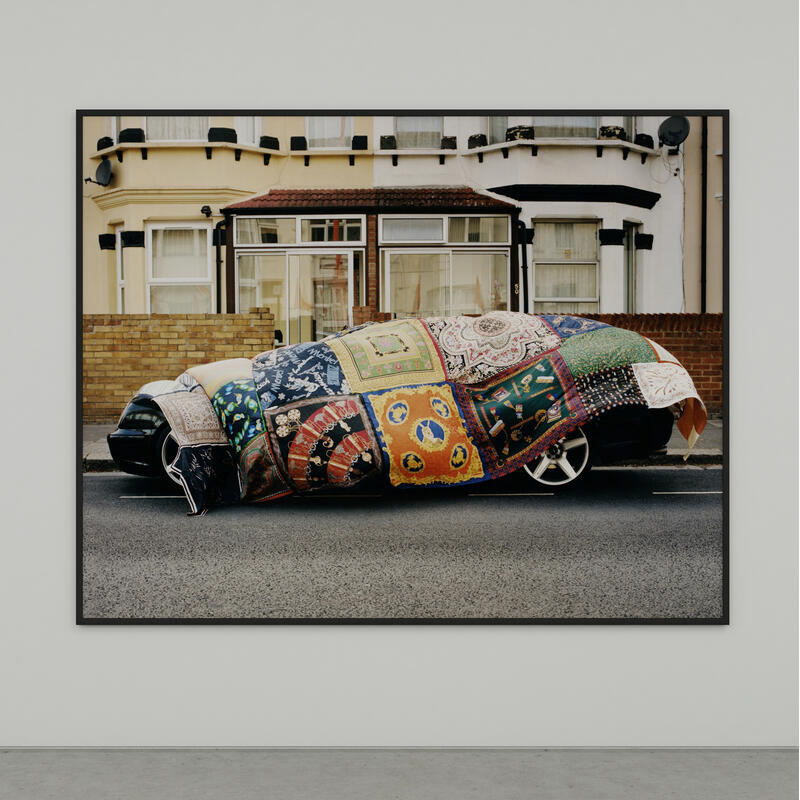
305 116 354 150
378 214 511 246
380 247 511 317
233 215 367 248
623 220 639 313
234 248 359 344
393 115 444 150
143 116 210 142
145 221 215 314
530 219 601 311
486 115 509 145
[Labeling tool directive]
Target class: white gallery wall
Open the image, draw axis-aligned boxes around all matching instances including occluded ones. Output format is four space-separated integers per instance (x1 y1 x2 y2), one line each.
0 0 796 746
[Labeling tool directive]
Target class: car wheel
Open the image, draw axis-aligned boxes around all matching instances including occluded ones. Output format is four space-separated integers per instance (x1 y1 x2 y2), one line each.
155 425 181 484
523 427 591 488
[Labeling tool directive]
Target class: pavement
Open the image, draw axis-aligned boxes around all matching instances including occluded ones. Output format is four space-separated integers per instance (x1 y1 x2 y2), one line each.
0 749 794 800
81 466 724 620
82 418 724 472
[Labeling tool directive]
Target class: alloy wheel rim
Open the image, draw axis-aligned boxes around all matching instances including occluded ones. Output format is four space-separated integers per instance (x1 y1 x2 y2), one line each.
161 431 181 484
523 428 590 486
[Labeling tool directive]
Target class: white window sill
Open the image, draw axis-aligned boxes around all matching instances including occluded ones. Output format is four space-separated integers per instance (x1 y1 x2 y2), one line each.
90 140 284 160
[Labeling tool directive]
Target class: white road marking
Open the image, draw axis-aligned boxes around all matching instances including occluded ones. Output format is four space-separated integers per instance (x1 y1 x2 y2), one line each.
119 495 184 499
652 491 723 495
468 492 554 497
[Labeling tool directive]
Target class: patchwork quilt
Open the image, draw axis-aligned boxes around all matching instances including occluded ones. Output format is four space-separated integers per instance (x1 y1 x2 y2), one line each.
151 311 707 514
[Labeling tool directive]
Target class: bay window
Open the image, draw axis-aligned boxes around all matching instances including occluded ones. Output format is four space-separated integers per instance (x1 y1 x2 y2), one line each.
147 224 213 313
394 116 442 149
145 116 208 141
306 116 353 148
532 116 597 138
532 221 599 313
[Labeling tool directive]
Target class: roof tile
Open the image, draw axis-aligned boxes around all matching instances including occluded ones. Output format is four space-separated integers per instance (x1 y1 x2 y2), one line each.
224 186 517 212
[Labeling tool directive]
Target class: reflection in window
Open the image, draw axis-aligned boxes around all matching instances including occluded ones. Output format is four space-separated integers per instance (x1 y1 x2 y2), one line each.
387 252 449 318
452 253 508 315
395 116 442 149
237 253 287 334
307 116 353 148
236 218 296 245
448 217 509 243
532 116 597 137
300 218 361 242
146 116 208 140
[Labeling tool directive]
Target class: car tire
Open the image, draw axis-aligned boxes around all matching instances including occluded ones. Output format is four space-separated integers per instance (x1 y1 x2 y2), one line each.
154 424 181 484
522 426 592 489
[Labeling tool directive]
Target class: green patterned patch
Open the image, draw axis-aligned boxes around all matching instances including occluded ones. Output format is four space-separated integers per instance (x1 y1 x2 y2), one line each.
558 327 657 377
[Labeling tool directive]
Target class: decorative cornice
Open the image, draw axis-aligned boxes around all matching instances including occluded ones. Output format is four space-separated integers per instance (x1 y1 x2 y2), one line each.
91 187 255 211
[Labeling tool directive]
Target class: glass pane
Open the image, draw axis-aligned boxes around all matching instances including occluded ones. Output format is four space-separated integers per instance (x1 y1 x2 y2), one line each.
236 218 296 245
452 253 508 315
532 116 597 137
488 116 508 144
150 285 212 313
235 116 257 144
146 116 208 140
624 222 637 313
307 116 352 148
448 217 509 243
534 264 597 299
533 222 597 261
300 218 361 242
389 252 449 318
382 217 443 241
289 253 350 343
237 254 287 337
151 229 208 279
395 116 442 148
533 301 599 314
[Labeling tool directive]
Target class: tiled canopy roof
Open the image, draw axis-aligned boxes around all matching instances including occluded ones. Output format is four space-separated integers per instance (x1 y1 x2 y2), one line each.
224 186 518 212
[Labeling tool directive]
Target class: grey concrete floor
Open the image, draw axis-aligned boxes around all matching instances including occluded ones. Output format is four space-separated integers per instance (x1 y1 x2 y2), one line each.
0 748 795 799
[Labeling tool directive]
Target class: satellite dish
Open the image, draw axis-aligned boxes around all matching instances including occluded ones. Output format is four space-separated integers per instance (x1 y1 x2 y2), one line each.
658 116 691 147
95 159 113 186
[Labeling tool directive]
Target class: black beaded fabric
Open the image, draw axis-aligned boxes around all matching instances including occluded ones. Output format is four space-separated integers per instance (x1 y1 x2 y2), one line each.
575 366 647 417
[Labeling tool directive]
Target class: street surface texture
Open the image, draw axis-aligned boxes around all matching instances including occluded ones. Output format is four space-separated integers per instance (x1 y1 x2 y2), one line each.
82 467 723 621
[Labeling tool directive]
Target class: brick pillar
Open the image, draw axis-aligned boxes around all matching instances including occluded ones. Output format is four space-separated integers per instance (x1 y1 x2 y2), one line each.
366 214 378 311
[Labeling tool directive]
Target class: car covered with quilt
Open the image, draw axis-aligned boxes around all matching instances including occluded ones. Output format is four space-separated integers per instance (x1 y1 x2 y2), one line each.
107 312 707 514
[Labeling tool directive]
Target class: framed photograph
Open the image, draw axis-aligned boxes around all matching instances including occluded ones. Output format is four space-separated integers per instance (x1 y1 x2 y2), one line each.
78 110 727 624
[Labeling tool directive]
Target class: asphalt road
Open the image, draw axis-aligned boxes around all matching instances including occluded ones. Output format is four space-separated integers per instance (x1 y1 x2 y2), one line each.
81 467 724 621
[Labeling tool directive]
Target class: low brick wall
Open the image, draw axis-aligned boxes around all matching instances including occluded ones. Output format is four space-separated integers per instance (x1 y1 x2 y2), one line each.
579 313 723 413
82 310 275 423
82 310 723 423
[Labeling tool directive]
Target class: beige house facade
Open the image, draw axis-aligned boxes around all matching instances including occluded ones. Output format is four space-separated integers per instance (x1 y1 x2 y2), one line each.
81 113 724 330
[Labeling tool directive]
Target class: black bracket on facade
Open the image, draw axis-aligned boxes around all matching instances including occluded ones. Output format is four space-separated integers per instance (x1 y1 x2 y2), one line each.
598 228 625 246
596 146 603 157
205 147 212 160
98 233 116 251
116 150 123 163
263 153 271 165
501 147 509 159
141 148 147 160
304 155 310 166
621 147 629 160
120 230 145 248
477 152 483 163
439 154 445 165
640 153 648 165
391 154 398 166
531 145 538 156
234 149 242 161
349 155 355 166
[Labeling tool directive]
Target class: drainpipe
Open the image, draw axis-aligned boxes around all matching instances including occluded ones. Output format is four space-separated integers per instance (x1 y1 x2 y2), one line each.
700 116 708 314
214 218 226 314
516 219 530 313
